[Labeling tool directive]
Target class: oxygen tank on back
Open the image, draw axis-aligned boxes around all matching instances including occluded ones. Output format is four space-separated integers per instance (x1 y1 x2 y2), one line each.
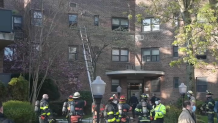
118 103 123 115
142 101 147 114
34 100 40 116
34 100 40 112
69 101 75 114
62 102 67 113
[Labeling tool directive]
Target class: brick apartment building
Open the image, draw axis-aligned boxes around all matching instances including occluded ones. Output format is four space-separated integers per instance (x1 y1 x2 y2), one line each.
0 0 218 103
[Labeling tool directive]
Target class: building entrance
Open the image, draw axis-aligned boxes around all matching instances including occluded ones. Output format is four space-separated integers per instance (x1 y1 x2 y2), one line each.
127 80 143 102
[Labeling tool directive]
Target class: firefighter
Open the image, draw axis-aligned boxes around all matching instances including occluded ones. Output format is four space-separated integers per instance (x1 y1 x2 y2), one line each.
92 101 105 123
38 94 54 123
135 93 152 123
200 90 215 123
62 95 74 123
187 90 196 113
111 94 119 123
72 92 86 122
117 95 132 123
104 96 117 123
151 98 166 123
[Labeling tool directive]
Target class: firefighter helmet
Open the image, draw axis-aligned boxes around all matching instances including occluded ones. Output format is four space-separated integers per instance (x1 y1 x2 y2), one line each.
187 90 193 95
206 90 213 95
73 92 81 98
68 95 73 99
120 95 126 100
109 96 114 100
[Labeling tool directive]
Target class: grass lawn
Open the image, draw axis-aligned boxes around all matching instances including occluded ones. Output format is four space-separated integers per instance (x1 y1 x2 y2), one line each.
196 115 217 123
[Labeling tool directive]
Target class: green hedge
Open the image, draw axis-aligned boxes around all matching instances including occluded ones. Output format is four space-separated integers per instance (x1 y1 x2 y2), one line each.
164 105 181 123
0 82 7 102
38 79 60 101
8 76 28 101
3 100 36 123
79 91 92 115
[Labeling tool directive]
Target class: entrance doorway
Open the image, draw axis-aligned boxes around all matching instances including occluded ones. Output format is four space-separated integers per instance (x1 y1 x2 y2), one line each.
127 81 143 102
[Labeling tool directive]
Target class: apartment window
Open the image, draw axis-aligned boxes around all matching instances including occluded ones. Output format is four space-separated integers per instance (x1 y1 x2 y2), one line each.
196 77 207 92
196 43 207 59
4 47 16 61
112 49 129 62
13 16 22 30
112 18 129 31
94 15 99 26
69 2 77 7
173 77 179 88
69 14 78 26
142 48 160 62
151 79 160 92
143 18 160 32
111 79 120 92
32 11 43 26
69 46 77 60
173 46 178 57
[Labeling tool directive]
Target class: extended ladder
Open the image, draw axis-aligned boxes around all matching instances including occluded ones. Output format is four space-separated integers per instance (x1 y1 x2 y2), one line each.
79 26 94 102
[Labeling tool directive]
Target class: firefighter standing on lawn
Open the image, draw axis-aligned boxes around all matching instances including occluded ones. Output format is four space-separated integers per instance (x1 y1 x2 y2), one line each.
104 96 117 123
135 93 152 123
38 94 55 123
62 95 74 123
117 95 132 123
200 90 215 123
150 98 166 123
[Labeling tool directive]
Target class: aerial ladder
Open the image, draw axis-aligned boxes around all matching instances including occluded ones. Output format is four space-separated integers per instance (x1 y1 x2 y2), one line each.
79 26 95 102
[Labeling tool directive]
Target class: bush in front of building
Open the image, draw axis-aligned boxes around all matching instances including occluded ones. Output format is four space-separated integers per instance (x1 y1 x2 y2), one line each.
8 75 28 101
3 100 36 123
164 105 181 123
79 91 92 115
0 81 7 102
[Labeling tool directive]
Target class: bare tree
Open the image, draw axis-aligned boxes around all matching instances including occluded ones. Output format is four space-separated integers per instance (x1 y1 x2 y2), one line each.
5 0 83 105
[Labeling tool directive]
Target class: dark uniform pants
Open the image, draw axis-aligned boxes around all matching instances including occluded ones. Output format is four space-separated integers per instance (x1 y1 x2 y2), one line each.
208 113 214 123
39 117 49 123
152 118 163 123
132 104 137 118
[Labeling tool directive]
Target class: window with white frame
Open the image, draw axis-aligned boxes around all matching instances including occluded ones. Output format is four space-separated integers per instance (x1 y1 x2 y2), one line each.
151 79 160 92
32 11 43 26
94 15 99 26
196 39 207 59
4 46 17 61
112 49 129 62
69 2 77 7
173 77 179 88
142 48 160 62
173 46 178 57
196 77 207 92
69 46 77 60
111 79 120 92
13 16 22 30
143 18 160 32
69 14 78 26
112 18 129 31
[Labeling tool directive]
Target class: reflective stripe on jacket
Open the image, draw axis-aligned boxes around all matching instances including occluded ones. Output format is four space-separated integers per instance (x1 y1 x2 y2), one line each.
154 103 166 120
104 103 116 122
40 99 51 116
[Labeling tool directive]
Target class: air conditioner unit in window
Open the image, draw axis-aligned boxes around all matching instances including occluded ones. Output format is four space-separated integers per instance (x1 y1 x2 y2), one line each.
135 35 144 41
